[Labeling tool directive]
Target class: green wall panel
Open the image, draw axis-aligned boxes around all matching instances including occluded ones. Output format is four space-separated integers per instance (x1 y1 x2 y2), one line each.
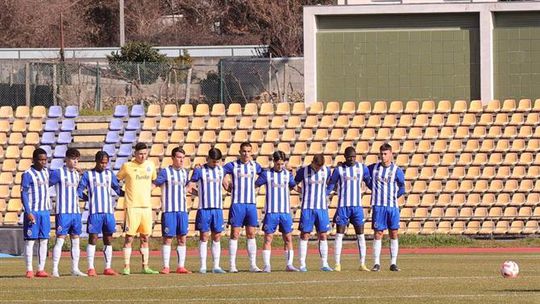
316 14 480 102
494 12 540 100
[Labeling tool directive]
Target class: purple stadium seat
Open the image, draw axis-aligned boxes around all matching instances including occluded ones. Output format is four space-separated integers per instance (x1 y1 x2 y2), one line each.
109 118 124 131
121 131 137 143
118 144 133 157
53 145 68 158
114 105 129 118
44 119 59 132
114 157 128 170
50 158 64 170
41 132 56 145
130 104 144 117
102 144 116 157
48 106 62 118
57 132 72 144
125 118 141 131
60 119 76 132
64 106 79 118
105 131 120 144
40 145 53 157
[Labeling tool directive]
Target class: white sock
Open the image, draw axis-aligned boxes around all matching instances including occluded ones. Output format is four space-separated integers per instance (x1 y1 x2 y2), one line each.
390 238 399 265
247 238 258 268
334 233 344 265
356 234 367 265
319 240 329 268
140 247 149 267
104 245 113 269
199 241 208 271
299 239 308 268
286 249 294 266
373 239 382 265
262 250 271 268
25 240 35 271
87 244 96 270
162 245 171 268
229 239 238 269
38 239 48 271
123 247 132 267
52 238 65 273
71 238 81 272
212 241 221 269
177 245 186 268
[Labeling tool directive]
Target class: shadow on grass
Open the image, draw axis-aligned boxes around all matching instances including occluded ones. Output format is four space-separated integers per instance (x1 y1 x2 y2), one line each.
490 289 540 293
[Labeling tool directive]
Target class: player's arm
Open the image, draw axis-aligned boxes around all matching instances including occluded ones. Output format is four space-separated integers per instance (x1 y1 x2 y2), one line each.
77 172 89 201
21 172 34 222
111 174 124 197
366 164 376 190
293 167 304 193
187 168 201 195
363 164 372 190
116 163 127 181
254 170 267 188
396 167 406 198
326 168 339 196
288 172 297 189
153 168 167 187
222 162 233 192
48 169 60 187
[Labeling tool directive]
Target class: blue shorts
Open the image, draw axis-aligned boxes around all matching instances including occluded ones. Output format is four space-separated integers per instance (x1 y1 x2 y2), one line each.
298 209 330 233
372 206 400 231
162 211 189 237
56 213 83 236
334 206 365 227
196 209 224 233
23 211 51 240
228 203 259 228
87 213 116 235
263 213 293 234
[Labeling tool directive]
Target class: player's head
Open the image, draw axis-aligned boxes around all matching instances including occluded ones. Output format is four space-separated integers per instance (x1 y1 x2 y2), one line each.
207 147 222 168
311 154 325 172
239 142 252 163
133 142 148 164
344 146 356 167
32 148 48 170
95 151 109 172
65 147 80 170
171 146 185 169
379 143 393 166
272 150 287 172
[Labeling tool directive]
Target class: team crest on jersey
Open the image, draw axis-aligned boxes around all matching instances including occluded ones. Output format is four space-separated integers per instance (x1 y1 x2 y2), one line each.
57 226 63 232
27 229 32 236
88 224 93 230
164 227 169 233
147 166 151 172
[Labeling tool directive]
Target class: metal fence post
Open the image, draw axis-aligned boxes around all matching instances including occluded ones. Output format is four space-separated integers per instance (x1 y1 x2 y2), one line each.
185 67 192 104
52 64 58 106
25 63 31 106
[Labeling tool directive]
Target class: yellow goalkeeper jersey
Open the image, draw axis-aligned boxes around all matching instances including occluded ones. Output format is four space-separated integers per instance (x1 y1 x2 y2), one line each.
117 159 157 208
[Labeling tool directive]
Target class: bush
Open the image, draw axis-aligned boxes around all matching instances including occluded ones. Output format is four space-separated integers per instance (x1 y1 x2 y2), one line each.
107 41 168 84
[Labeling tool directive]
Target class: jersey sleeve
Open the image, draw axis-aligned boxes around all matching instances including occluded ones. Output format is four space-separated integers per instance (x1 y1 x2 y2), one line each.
21 172 32 212
116 163 127 180
254 170 267 187
190 167 202 182
77 172 89 201
151 162 157 181
294 167 304 184
255 162 263 175
363 164 372 189
288 171 296 188
223 162 234 175
153 168 167 186
110 172 124 196
395 167 406 198
326 168 340 195
49 169 61 186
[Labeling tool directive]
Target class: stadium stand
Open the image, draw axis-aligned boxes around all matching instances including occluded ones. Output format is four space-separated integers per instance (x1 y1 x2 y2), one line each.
0 100 539 238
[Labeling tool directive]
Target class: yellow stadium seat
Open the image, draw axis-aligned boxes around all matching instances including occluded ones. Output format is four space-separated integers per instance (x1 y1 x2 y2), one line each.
319 115 335 129
226 103 242 116
286 116 301 129
356 101 371 114
329 129 344 142
15 106 30 119
259 103 274 116
340 101 356 114
404 100 419 114
21 146 35 159
173 117 188 130
238 117 253 130
161 104 177 117
440 154 456 167
508 221 524 234
157 117 173 131
269 116 285 130
275 103 290 116
243 103 258 116
304 115 318 129
397 114 413 128
372 101 387 114
446 113 461 128
30 106 46 119
280 129 296 143
297 129 313 142
195 104 209 116
141 117 156 131
485 100 501 113
146 104 161 117
185 131 200 143
525 113 539 126
11 119 26 132
211 103 226 117
388 101 403 114
391 128 407 141
201 130 217 143
413 114 429 128
424 127 441 140
375 128 392 141
494 113 508 126
452 100 468 114
292 142 307 156
478 114 493 126
471 126 486 139
501 126 517 139
463 140 479 153
8 132 24 146
291 103 306 116
5 146 20 159
254 116 269 130
314 129 329 141
429 113 445 128
501 99 516 112
517 99 532 112
486 126 502 139
407 127 423 140
431 140 447 153
307 102 324 115
178 104 193 117
468 100 483 113
334 115 349 129
419 100 435 114
494 139 510 153
233 130 248 143
307 142 323 155
0 106 13 119
221 117 237 130
508 113 524 126
436 100 452 114
350 115 365 128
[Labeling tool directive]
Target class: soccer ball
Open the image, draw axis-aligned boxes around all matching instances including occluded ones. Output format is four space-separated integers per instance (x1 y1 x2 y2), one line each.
500 261 519 278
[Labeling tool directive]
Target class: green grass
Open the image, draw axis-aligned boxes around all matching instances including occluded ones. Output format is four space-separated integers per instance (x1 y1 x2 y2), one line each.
79 108 114 116
1 252 539 303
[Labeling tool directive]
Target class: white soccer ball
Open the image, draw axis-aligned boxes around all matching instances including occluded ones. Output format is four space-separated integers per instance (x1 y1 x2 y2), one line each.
500 261 519 278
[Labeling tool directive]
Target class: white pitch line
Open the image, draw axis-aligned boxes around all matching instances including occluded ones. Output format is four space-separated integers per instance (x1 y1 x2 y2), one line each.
1 275 540 294
1 292 539 303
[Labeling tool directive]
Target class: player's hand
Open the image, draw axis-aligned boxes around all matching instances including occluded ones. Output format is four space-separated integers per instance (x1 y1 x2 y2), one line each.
26 213 35 224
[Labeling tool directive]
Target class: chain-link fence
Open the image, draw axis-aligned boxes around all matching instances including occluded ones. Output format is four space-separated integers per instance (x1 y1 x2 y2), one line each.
0 57 304 110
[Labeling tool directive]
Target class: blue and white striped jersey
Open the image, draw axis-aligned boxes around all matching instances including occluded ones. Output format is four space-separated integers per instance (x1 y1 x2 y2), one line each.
368 163 406 208
77 169 122 214
21 167 51 212
223 160 262 205
255 168 296 214
294 165 331 210
50 167 80 214
154 166 189 212
190 165 224 209
327 162 371 208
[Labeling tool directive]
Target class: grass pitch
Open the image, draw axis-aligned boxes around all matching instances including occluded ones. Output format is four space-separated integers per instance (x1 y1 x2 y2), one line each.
1 252 539 303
